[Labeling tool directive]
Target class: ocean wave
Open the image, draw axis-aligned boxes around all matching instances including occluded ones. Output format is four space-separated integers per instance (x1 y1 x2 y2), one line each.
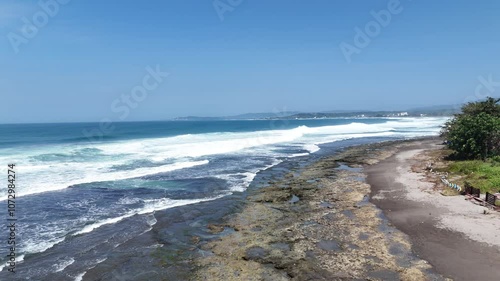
73 258 107 281
0 160 209 200
73 195 225 236
215 158 283 192
215 172 257 192
74 272 85 281
54 257 75 273
29 148 109 163
304 144 320 153
2 118 449 200
22 236 67 257
288 153 310 158
17 195 225 259
0 255 24 273
131 125 312 160
309 122 393 135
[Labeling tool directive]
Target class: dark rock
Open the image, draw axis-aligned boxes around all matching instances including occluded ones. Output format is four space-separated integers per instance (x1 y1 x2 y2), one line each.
243 246 268 262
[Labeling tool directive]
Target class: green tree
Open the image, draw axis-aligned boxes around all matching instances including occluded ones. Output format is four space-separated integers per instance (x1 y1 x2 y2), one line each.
461 97 500 116
442 97 500 159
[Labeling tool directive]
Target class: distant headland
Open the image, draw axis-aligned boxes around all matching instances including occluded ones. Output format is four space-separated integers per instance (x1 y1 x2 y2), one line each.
174 105 458 121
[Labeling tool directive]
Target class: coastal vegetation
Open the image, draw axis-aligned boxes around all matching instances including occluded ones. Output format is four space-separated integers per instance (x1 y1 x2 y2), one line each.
440 97 500 193
447 159 500 193
442 97 500 160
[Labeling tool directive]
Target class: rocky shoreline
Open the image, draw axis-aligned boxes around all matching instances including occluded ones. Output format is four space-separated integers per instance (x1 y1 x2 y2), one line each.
191 139 446 281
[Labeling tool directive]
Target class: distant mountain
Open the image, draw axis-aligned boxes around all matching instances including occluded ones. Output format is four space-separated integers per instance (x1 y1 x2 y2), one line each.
270 107 457 120
173 116 222 121
273 111 412 119
174 112 300 121
227 112 300 119
174 106 457 121
406 104 460 116
407 104 459 111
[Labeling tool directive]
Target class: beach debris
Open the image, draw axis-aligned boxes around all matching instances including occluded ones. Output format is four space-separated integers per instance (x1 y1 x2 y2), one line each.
441 177 461 192
425 161 434 172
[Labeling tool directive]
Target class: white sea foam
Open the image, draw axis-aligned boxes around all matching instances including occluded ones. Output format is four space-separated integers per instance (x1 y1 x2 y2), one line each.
22 236 66 256
142 214 158 232
54 257 75 272
310 122 393 135
74 272 85 281
1 117 449 201
131 125 312 160
217 158 283 192
1 160 209 200
0 255 24 273
20 192 215 257
73 258 107 281
73 196 224 236
304 144 320 153
74 215 131 236
288 153 310 158
217 172 258 192
118 196 142 205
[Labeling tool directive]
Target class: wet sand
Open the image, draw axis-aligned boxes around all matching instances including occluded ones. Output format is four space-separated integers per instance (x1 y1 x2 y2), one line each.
367 139 500 281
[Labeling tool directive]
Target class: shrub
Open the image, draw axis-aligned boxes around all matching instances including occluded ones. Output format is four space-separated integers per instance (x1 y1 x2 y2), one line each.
442 97 500 160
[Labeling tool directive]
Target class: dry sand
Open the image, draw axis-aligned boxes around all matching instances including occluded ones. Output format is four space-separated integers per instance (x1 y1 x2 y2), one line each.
367 139 500 281
395 147 500 247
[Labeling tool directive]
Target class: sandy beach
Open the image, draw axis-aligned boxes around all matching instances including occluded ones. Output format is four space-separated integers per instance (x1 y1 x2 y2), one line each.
367 139 500 281
191 138 500 281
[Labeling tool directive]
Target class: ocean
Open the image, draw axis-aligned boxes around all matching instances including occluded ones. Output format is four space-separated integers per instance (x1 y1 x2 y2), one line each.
0 117 447 279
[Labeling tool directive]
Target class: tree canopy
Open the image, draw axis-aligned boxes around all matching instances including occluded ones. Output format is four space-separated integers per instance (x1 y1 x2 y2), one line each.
442 97 500 160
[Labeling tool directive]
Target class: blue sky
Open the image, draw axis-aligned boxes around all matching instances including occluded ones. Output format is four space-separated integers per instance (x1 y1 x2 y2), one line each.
1 0 500 123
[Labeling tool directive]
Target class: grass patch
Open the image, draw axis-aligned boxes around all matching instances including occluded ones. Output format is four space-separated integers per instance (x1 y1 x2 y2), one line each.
440 188 461 196
447 160 500 193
